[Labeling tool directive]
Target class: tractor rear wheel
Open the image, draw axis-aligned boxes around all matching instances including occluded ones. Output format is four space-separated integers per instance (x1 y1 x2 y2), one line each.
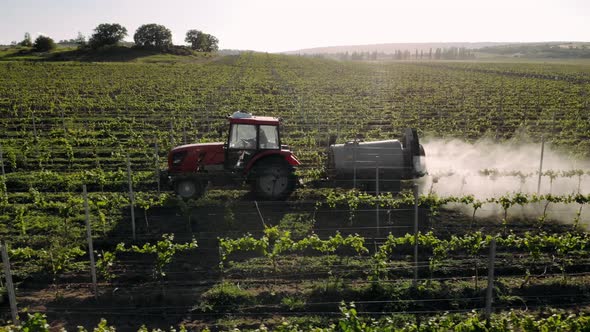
174 179 207 199
252 160 296 200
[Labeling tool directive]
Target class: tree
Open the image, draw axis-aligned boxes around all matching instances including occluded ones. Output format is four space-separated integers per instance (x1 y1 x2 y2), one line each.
133 24 172 49
19 32 33 47
75 31 87 47
185 29 219 52
185 29 201 49
434 48 442 60
88 23 127 49
33 35 56 52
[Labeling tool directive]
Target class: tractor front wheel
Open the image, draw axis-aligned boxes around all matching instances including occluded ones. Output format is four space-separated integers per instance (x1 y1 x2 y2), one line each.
174 179 207 199
252 160 296 200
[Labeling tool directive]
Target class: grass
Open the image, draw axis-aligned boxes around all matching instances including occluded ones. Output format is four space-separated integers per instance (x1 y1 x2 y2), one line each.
0 47 45 61
197 281 255 312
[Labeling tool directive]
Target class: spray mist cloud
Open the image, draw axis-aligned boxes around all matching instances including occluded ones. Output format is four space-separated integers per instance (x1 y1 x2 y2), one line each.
419 138 590 227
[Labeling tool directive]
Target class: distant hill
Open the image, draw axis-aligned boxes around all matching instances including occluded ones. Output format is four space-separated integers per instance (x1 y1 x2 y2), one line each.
283 42 508 55
283 41 590 60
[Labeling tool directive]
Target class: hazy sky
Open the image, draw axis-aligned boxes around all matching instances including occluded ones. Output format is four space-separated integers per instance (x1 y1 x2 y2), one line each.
1 0 588 52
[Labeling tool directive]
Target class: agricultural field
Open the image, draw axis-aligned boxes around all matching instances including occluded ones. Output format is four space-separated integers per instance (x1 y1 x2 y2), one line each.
1 53 590 331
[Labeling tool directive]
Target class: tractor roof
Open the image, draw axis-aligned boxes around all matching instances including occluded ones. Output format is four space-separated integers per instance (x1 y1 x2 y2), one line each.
228 111 280 125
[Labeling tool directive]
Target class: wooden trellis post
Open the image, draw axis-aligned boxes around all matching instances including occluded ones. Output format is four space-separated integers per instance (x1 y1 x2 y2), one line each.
0 143 5 177
0 144 7 204
127 155 136 240
375 161 380 237
485 239 497 322
1 242 19 325
155 140 160 194
413 184 419 286
83 185 98 298
537 137 545 194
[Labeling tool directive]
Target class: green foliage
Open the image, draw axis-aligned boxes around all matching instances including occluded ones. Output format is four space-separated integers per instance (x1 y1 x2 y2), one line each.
337 302 369 332
278 213 315 238
320 189 469 218
134 24 172 50
0 175 7 206
185 29 218 52
96 250 116 282
8 309 590 331
19 32 33 47
219 226 368 273
74 31 87 48
75 318 116 332
14 205 27 235
41 241 86 284
116 234 197 279
20 313 50 332
319 190 590 227
32 35 56 52
135 192 168 227
57 194 83 238
280 296 306 311
8 241 87 286
89 23 128 49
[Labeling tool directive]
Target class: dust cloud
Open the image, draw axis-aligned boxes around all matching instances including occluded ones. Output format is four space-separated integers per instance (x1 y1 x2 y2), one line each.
419 137 590 227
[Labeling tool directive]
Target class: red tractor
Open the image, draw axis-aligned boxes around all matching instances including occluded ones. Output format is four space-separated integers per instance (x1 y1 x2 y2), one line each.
165 111 300 200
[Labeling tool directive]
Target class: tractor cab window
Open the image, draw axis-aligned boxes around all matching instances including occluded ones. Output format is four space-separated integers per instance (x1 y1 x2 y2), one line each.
259 125 279 149
229 124 257 149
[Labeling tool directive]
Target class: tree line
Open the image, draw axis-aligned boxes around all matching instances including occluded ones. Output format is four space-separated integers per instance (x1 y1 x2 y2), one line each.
13 23 219 53
306 47 476 61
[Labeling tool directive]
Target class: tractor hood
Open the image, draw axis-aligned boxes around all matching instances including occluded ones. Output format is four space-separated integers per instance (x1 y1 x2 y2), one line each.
170 142 224 153
168 142 225 172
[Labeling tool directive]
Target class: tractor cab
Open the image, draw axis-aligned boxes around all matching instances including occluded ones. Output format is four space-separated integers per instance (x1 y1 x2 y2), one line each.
225 111 282 170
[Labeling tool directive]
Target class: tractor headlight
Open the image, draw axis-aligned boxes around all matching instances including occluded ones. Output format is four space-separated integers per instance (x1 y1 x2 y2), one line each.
172 151 187 166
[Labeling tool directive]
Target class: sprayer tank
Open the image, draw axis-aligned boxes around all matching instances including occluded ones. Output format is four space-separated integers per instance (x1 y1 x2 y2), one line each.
328 139 406 179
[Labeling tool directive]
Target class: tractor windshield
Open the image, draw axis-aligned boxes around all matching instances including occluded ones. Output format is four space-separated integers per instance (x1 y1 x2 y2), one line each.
229 124 257 149
259 125 279 149
229 124 280 150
